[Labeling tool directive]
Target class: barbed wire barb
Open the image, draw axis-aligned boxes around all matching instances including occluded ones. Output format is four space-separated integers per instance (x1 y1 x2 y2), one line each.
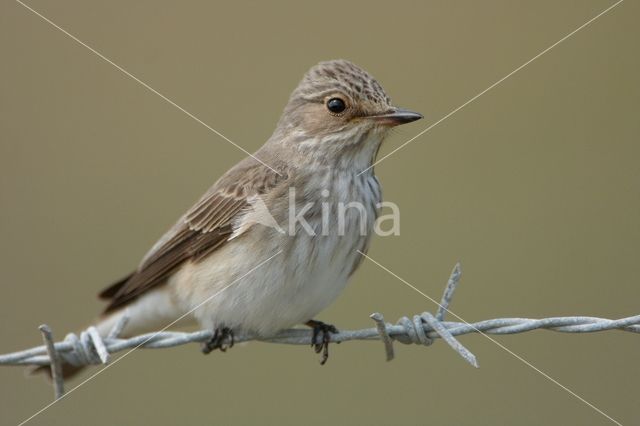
2 263 639 402
370 313 394 361
38 325 64 400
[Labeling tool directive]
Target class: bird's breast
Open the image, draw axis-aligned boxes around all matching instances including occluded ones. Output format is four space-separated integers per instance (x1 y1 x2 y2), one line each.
172 171 383 336
275 171 381 317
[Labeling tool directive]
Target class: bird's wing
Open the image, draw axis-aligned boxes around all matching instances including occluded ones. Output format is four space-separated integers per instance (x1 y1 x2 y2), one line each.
99 159 285 313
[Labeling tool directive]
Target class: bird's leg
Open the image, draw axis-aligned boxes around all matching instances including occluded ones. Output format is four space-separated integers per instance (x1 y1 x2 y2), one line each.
201 326 234 354
305 320 339 365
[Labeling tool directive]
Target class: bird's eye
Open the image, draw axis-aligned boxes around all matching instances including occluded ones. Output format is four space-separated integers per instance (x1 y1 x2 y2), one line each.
326 98 346 114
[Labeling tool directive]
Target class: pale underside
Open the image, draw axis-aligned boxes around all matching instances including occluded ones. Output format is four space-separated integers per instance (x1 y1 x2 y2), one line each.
97 156 382 338
95 58 394 338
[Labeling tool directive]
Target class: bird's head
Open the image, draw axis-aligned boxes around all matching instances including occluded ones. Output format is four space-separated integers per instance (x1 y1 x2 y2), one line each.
272 59 422 169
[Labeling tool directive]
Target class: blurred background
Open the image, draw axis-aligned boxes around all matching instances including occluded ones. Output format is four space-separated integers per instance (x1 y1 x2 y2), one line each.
1 1 638 425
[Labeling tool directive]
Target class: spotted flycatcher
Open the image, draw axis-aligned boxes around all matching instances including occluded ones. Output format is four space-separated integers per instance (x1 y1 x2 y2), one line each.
61 59 422 375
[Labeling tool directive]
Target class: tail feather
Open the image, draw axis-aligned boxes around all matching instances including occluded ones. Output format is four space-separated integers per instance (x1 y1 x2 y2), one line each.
30 273 140 381
31 277 177 382
30 310 129 382
30 363 86 381
98 272 134 300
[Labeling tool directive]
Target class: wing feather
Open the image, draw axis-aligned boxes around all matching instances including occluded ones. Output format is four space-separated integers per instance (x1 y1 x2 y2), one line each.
100 160 285 313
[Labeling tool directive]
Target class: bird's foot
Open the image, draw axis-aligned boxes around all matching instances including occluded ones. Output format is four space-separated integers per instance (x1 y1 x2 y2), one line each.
202 327 234 354
306 320 339 365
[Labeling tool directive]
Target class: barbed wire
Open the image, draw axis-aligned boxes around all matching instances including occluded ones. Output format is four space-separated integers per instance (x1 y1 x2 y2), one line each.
1 263 638 402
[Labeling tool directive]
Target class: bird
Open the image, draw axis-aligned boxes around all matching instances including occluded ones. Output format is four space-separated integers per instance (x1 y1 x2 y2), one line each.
53 59 422 377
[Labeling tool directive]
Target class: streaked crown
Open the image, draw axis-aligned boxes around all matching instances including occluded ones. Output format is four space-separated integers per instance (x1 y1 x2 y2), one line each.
293 59 391 108
267 59 422 169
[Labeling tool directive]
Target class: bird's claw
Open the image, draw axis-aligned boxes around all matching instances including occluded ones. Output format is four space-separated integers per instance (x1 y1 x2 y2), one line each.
202 327 234 354
307 320 339 365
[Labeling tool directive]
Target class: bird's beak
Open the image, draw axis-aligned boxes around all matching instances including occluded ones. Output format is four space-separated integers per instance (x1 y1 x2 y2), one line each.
367 108 423 126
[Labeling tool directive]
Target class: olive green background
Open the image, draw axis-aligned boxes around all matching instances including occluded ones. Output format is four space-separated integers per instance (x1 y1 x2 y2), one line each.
1 1 638 425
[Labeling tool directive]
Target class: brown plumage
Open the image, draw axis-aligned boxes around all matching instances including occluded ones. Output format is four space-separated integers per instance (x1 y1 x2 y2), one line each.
42 59 421 379
100 157 287 313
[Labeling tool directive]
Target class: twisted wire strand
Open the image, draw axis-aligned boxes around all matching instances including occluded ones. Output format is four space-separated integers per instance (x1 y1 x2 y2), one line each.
1 263 637 401
1 314 637 367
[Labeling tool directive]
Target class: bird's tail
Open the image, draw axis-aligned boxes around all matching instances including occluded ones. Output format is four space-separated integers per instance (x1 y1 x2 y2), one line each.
30 282 184 382
30 363 86 380
29 308 131 381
